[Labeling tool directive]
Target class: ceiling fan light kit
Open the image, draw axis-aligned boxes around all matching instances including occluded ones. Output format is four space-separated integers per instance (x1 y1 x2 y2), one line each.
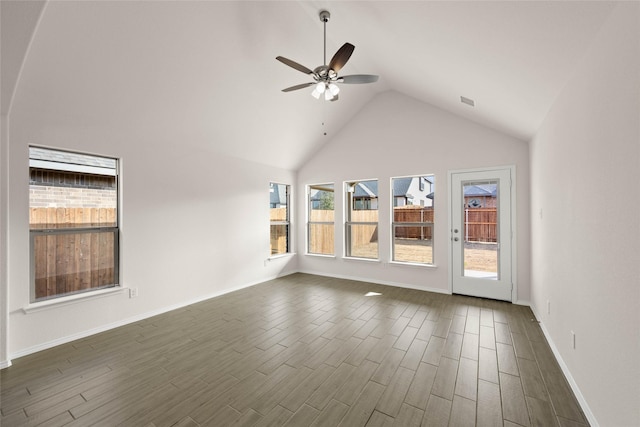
276 10 379 102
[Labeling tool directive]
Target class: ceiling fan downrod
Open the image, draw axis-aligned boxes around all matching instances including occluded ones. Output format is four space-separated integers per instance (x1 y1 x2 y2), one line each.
320 10 330 66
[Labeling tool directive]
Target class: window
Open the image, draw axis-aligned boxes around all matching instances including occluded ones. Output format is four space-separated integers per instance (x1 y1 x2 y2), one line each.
345 179 378 259
391 175 435 264
307 183 334 255
269 182 290 256
29 147 119 302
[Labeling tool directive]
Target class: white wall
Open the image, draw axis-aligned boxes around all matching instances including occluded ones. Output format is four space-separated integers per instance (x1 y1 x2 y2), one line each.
3 106 297 361
297 91 530 300
529 3 640 426
1 114 9 368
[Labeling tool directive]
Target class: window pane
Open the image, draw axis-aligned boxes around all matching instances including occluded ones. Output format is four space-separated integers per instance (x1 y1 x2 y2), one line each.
270 224 289 255
309 184 334 221
270 183 288 217
347 180 378 218
270 182 290 256
392 175 435 265
346 224 378 259
29 147 117 230
346 180 378 259
391 176 434 209
33 230 117 301
463 180 498 278
393 225 433 264
29 147 119 302
308 183 334 255
308 223 334 255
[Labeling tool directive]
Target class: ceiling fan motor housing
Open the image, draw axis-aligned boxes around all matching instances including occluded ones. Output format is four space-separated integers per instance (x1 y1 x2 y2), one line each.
313 66 337 81
319 10 330 23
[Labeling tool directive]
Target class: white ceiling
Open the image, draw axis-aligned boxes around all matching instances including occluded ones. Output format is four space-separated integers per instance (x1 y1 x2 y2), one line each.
1 1 616 170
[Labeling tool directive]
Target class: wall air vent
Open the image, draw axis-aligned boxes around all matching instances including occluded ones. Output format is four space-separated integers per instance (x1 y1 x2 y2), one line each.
461 96 475 107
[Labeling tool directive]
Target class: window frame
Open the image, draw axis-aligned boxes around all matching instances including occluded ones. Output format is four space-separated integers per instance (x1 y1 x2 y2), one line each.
307 183 335 256
29 146 120 303
391 174 435 266
269 182 291 257
344 179 379 260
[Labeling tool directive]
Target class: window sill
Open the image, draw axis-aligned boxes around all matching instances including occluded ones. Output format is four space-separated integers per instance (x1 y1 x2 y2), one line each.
343 256 381 263
389 261 438 269
22 287 125 314
267 253 296 261
305 253 336 259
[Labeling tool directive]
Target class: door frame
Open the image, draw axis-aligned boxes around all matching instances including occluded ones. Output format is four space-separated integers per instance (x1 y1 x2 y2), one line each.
448 165 517 302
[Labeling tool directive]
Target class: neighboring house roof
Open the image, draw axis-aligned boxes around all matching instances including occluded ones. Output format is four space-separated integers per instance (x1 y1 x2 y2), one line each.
393 176 434 197
270 184 287 206
29 147 117 176
392 177 412 197
354 181 378 198
464 184 497 197
29 147 116 169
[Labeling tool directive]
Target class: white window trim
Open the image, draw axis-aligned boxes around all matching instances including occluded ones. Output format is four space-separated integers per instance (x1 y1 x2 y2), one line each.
22 286 125 314
29 146 120 303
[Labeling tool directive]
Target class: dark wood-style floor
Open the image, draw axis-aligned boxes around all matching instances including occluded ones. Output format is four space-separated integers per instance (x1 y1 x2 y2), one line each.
1 273 588 427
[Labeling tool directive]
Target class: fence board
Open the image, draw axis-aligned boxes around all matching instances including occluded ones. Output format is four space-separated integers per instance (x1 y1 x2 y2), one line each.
30 208 116 300
464 208 497 242
393 207 434 240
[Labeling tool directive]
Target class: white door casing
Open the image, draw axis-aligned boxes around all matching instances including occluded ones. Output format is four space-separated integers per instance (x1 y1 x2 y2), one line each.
450 167 515 301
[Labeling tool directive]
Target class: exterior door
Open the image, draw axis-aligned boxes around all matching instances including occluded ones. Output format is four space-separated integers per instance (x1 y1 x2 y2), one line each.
450 168 513 301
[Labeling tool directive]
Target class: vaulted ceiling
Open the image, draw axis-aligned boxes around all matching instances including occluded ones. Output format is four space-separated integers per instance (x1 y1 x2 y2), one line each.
1 1 616 170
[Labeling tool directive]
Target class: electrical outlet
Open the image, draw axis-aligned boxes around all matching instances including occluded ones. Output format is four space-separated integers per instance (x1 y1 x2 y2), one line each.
571 331 576 349
547 299 551 315
129 288 138 298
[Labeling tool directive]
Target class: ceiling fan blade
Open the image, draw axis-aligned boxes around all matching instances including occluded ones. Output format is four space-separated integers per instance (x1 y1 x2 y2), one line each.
339 74 379 84
329 43 355 73
330 94 339 102
282 82 314 92
276 56 314 75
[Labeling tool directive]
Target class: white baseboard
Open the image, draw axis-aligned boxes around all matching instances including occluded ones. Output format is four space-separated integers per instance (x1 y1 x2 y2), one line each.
528 304 598 427
298 269 451 296
7 271 294 363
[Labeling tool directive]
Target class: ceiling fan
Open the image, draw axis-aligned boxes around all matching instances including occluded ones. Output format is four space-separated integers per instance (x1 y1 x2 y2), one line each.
276 10 379 102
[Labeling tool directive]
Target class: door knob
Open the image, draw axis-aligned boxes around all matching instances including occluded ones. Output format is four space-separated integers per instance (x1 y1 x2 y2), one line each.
454 237 459 241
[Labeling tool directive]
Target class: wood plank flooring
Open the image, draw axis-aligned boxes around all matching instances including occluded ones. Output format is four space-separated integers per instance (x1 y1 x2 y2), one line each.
1 273 589 426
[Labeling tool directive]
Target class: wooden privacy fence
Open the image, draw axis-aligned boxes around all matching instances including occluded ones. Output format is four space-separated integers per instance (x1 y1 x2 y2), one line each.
270 207 288 255
303 206 496 252
30 207 117 300
308 209 334 254
30 207 116 229
393 207 434 240
464 208 497 242
347 210 379 249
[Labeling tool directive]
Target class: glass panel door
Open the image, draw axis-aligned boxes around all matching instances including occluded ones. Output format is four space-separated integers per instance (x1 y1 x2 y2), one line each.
451 168 513 301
